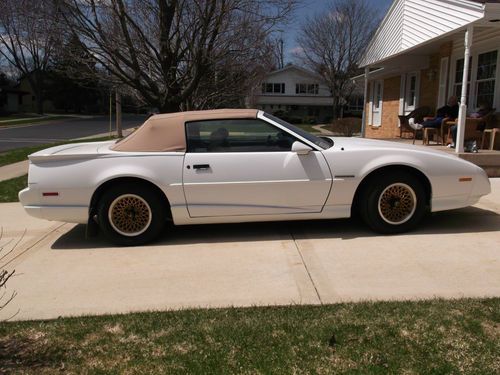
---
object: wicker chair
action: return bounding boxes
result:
[446,109,496,147]
[398,106,432,144]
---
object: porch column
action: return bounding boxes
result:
[456,25,473,153]
[361,66,369,138]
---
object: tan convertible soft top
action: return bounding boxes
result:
[111,109,258,152]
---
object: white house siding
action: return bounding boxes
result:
[259,67,331,97]
[256,96,333,106]
[253,66,335,122]
[361,0,405,67]
[361,0,485,67]
[451,27,500,53]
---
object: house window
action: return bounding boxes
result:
[406,75,416,108]
[403,72,419,112]
[370,80,383,126]
[453,57,472,102]
[347,96,364,112]
[374,81,382,110]
[437,57,449,107]
[261,82,285,94]
[295,83,319,95]
[475,50,497,108]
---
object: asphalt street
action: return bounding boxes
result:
[0,114,146,152]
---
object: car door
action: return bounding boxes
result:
[182,118,332,217]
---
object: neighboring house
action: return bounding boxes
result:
[0,72,29,113]
[0,74,56,114]
[356,0,500,150]
[17,75,56,113]
[249,64,335,122]
[0,86,29,114]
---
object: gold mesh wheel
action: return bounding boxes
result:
[108,194,152,237]
[377,183,417,225]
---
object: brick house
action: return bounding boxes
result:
[357,0,500,151]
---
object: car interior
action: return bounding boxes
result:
[186,120,297,153]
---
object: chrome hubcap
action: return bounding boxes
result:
[108,194,152,236]
[377,183,417,225]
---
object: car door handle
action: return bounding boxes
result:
[193,164,211,170]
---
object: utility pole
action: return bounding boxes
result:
[115,90,122,138]
[109,90,113,137]
[278,37,284,69]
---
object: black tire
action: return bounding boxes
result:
[97,183,168,246]
[359,172,427,234]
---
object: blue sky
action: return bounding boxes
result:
[283,0,393,62]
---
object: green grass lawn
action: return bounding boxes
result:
[0,136,116,168]
[0,175,27,202]
[0,298,498,374]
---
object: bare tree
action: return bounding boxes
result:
[0,0,61,114]
[57,0,296,113]
[296,0,379,120]
[187,17,279,110]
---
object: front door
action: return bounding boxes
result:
[182,118,332,217]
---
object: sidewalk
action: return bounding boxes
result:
[311,124,334,135]
[0,160,29,181]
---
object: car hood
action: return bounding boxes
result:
[325,137,455,158]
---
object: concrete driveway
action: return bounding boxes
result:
[1,179,499,321]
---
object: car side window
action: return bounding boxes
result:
[186,119,298,153]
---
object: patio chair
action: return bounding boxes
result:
[423,117,453,146]
[480,111,499,150]
[398,106,432,144]
[481,128,499,150]
[446,109,496,148]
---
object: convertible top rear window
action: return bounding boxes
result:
[262,112,332,150]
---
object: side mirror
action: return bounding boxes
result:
[291,141,312,155]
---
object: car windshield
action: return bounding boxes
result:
[262,112,333,150]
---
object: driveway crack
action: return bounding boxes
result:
[289,229,323,304]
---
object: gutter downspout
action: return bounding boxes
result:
[456,25,473,153]
[361,66,369,138]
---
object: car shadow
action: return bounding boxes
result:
[51,206,500,250]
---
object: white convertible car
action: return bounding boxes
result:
[19,109,490,245]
